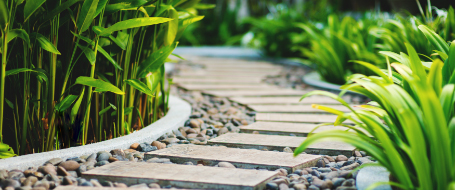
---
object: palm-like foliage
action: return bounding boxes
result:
[295,26,455,189]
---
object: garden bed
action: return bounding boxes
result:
[0,95,191,171]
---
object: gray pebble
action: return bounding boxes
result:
[95,161,109,167]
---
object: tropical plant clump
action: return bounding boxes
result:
[295,25,455,189]
[0,0,210,157]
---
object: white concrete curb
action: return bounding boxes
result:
[0,95,191,170]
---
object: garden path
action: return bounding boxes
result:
[66,56,358,190]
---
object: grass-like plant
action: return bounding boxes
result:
[295,26,455,189]
[297,14,383,84]
[0,0,207,156]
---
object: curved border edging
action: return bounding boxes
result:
[0,95,191,171]
[302,71,366,97]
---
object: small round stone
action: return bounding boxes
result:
[59,161,80,171]
[217,162,235,168]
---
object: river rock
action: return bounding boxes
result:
[130,143,139,150]
[59,161,80,171]
[44,158,63,166]
[336,155,348,162]
[217,162,235,168]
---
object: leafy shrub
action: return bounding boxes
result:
[0,0,206,155]
[295,26,455,189]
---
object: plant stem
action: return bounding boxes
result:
[0,31,6,142]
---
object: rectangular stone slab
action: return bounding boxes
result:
[240,122,347,136]
[173,77,263,84]
[145,144,321,172]
[178,84,275,90]
[229,96,341,105]
[255,113,354,124]
[204,90,309,97]
[82,161,278,190]
[55,187,132,190]
[178,72,277,77]
[208,133,355,156]
[249,105,352,113]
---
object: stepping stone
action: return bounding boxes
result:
[178,72,278,77]
[240,121,347,136]
[208,133,355,156]
[145,144,322,172]
[256,113,355,124]
[205,68,280,72]
[249,104,353,113]
[55,187,133,190]
[230,96,341,105]
[205,89,309,97]
[173,77,263,84]
[82,161,278,190]
[178,84,275,90]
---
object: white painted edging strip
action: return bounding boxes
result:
[0,95,191,171]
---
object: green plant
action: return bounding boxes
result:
[0,0,205,155]
[297,14,383,84]
[295,26,455,189]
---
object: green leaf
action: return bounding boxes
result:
[0,143,16,158]
[71,88,85,124]
[124,107,134,115]
[7,29,30,47]
[98,105,111,115]
[0,0,8,30]
[94,0,108,17]
[137,43,177,78]
[55,95,78,112]
[5,98,13,109]
[5,68,36,77]
[194,3,215,9]
[24,0,46,22]
[72,32,122,70]
[98,17,173,36]
[30,33,60,54]
[77,0,99,33]
[125,79,154,97]
[443,41,455,85]
[75,76,124,95]
[418,25,449,54]
[427,59,443,96]
[77,44,96,65]
[164,8,178,46]
[42,0,83,23]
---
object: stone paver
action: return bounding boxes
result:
[229,96,341,105]
[240,121,346,136]
[249,104,353,113]
[208,133,355,156]
[173,77,263,84]
[82,161,278,190]
[178,84,276,90]
[145,144,321,172]
[178,72,279,77]
[256,113,355,124]
[54,187,132,190]
[205,89,309,97]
